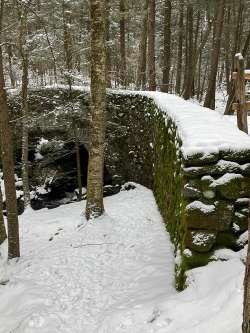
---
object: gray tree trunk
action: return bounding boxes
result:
[203,0,225,109]
[86,0,106,220]
[19,6,30,208]
[0,187,6,245]
[175,0,184,95]
[147,0,156,90]
[0,0,20,259]
[136,0,149,89]
[161,0,171,93]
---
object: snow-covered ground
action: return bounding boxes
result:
[0,184,245,333]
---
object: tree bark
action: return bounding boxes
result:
[0,186,6,246]
[175,0,184,95]
[161,0,171,93]
[224,29,250,115]
[86,0,106,220]
[242,201,250,333]
[136,0,149,89]
[119,0,126,87]
[105,0,112,88]
[0,0,20,259]
[6,44,15,88]
[147,0,156,90]
[19,5,30,208]
[183,4,194,100]
[204,0,225,109]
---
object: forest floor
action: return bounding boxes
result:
[0,184,245,333]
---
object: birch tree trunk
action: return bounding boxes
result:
[86,0,106,220]
[0,0,20,259]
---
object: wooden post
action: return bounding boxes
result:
[234,53,248,134]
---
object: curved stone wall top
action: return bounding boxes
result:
[122,90,250,166]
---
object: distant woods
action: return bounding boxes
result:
[1,0,250,110]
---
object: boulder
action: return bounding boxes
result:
[185,230,217,252]
[186,200,233,231]
[210,173,250,200]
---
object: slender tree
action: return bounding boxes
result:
[161,0,172,93]
[204,0,225,109]
[136,0,149,89]
[243,200,250,332]
[86,0,106,220]
[0,0,20,259]
[18,2,30,208]
[0,186,6,246]
[183,4,194,100]
[147,0,156,90]
[175,0,184,95]
[119,0,126,86]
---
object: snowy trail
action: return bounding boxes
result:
[0,185,175,333]
[0,184,245,332]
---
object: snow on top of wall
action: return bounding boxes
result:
[40,86,250,159]
[143,92,250,159]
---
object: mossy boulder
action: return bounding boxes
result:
[201,175,216,199]
[185,230,217,252]
[235,197,249,207]
[233,212,248,233]
[183,151,219,167]
[182,248,213,270]
[241,163,250,176]
[186,200,233,231]
[183,183,202,200]
[221,149,250,163]
[215,232,241,250]
[183,160,241,178]
[210,173,250,200]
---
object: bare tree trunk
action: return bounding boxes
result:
[161,0,171,93]
[204,0,225,109]
[6,44,15,88]
[73,124,83,201]
[0,187,6,246]
[136,0,149,89]
[242,202,250,333]
[63,0,73,87]
[119,0,126,87]
[105,0,112,88]
[86,0,106,220]
[183,4,194,100]
[19,6,30,208]
[147,0,156,90]
[224,6,231,94]
[175,0,184,95]
[0,0,20,259]
[225,31,250,115]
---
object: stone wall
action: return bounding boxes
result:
[7,87,250,290]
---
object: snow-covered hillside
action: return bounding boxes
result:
[0,184,245,333]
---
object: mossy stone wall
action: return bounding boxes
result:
[8,88,250,290]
